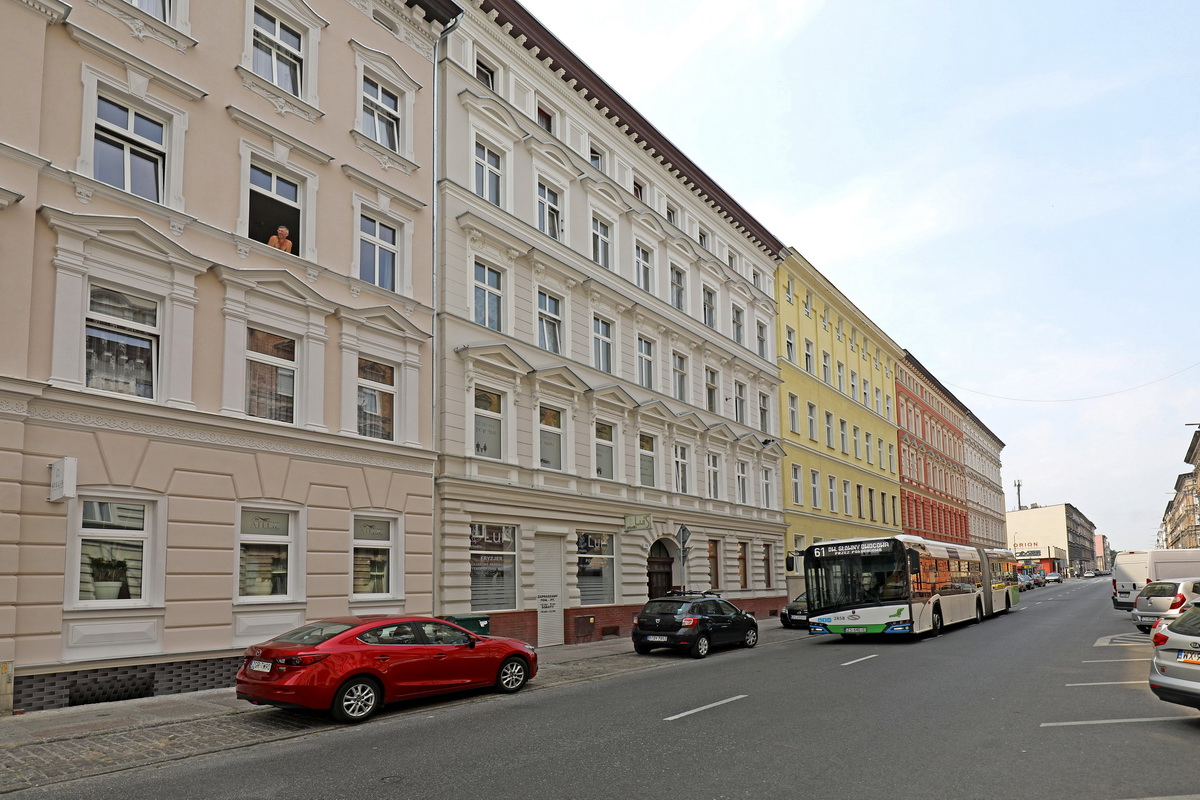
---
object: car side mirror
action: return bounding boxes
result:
[785,554,796,572]
[908,550,921,574]
[467,635,478,649]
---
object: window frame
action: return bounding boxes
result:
[474,140,503,207]
[84,283,160,401]
[355,355,396,441]
[636,336,655,390]
[350,513,404,600]
[68,495,164,610]
[472,261,504,332]
[245,326,298,425]
[537,289,563,354]
[595,419,617,480]
[236,505,304,603]
[591,216,612,269]
[473,386,506,460]
[592,315,614,374]
[538,404,564,471]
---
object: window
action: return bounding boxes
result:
[635,243,653,292]
[837,362,845,392]
[595,421,615,479]
[238,509,295,599]
[839,419,848,453]
[822,352,831,383]
[537,182,561,240]
[788,394,799,433]
[93,96,166,203]
[807,403,818,440]
[708,540,720,589]
[352,517,399,597]
[878,438,886,468]
[666,205,678,226]
[785,328,796,362]
[866,432,874,464]
[474,388,503,459]
[810,469,821,508]
[885,395,893,421]
[249,163,301,254]
[474,142,502,206]
[589,145,605,171]
[252,8,303,97]
[875,387,883,414]
[76,499,150,603]
[469,524,516,611]
[737,460,749,504]
[537,290,562,354]
[538,406,563,470]
[357,357,394,440]
[756,322,768,358]
[731,305,744,345]
[85,285,158,399]
[577,533,614,605]
[672,353,688,401]
[591,217,611,268]
[705,368,719,413]
[637,337,655,389]
[828,476,837,512]
[702,287,716,328]
[824,412,834,448]
[673,444,689,493]
[632,180,645,201]
[863,378,871,406]
[763,544,773,589]
[124,0,167,20]
[361,77,400,152]
[738,542,749,589]
[758,393,770,433]
[734,381,747,424]
[697,229,709,250]
[843,480,852,515]
[639,434,657,487]
[803,291,813,317]
[536,105,554,134]
[856,484,864,518]
[475,59,495,90]
[791,464,802,506]
[850,371,858,400]
[727,250,739,272]
[670,266,686,310]
[888,444,896,473]
[762,468,773,507]
[246,328,296,423]
[593,316,613,373]
[785,278,794,303]
[804,340,814,373]
[473,263,502,331]
[869,488,877,521]
[853,426,861,458]
[359,214,398,291]
[708,453,723,499]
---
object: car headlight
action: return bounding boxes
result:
[524,644,536,653]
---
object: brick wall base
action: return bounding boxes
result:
[13,656,242,713]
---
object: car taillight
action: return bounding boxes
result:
[1111,579,1116,597]
[679,617,698,628]
[275,654,329,667]
[1170,593,1188,610]
[1152,632,1169,646]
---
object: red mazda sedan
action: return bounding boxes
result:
[235,616,537,723]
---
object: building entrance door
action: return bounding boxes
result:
[647,539,674,599]
[534,535,564,647]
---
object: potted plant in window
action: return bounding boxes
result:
[90,553,127,600]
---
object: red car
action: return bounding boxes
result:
[235,616,537,723]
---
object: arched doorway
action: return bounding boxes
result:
[647,539,675,599]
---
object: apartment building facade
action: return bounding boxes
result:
[774,250,903,587]
[0,0,459,712]
[1007,503,1097,575]
[896,353,969,546]
[962,410,1007,548]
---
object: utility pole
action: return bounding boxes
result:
[1013,479,1022,510]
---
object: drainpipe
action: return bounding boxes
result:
[430,7,463,616]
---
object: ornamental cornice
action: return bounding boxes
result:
[84,0,198,52]
[341,163,425,210]
[227,106,333,164]
[0,187,24,211]
[346,0,449,61]
[69,24,205,98]
[234,67,324,123]
[25,402,434,473]
[5,0,70,23]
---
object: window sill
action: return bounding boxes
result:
[61,171,194,232]
[235,67,323,123]
[89,0,198,52]
[64,604,164,618]
[350,131,419,174]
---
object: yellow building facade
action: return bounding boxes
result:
[774,251,904,588]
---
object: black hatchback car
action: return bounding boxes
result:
[631,591,758,658]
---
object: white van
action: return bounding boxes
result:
[1112,549,1200,611]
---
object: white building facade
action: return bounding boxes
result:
[962,411,1007,548]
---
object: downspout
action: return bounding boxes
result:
[430,7,463,616]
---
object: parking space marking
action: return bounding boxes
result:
[1082,658,1151,663]
[664,694,747,721]
[1065,681,1145,686]
[841,654,879,666]
[1041,716,1197,727]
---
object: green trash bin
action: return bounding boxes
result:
[439,614,490,635]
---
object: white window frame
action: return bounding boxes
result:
[473,261,504,332]
[537,289,563,354]
[355,203,410,295]
[756,322,768,358]
[702,286,717,328]
[591,216,612,268]
[639,433,657,487]
[762,468,774,508]
[824,411,834,448]
[733,381,747,424]
[355,355,396,441]
[67,494,165,610]
[635,243,654,292]
[236,504,305,603]
[473,386,505,460]
[788,394,799,433]
[804,339,814,373]
[810,469,821,509]
[238,142,319,260]
[593,315,614,373]
[669,265,687,311]
[350,513,404,600]
[807,402,818,441]
[595,420,617,480]
[673,443,690,494]
[537,179,563,241]
[731,305,744,346]
[538,404,564,471]
[474,140,503,206]
[239,1,325,119]
[736,460,749,504]
[791,464,802,506]
[843,480,852,515]
[351,41,420,166]
[672,352,688,402]
[709,453,723,500]
[705,367,720,413]
[637,336,655,390]
[828,475,838,512]
[785,328,796,362]
[758,392,771,433]
[84,284,160,402]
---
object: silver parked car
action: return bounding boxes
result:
[1149,605,1200,710]
[1133,578,1200,634]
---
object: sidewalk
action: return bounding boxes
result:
[0,625,808,793]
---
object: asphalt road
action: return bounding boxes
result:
[11,579,1200,800]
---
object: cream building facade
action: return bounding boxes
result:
[433,0,788,646]
[774,251,903,588]
[0,0,458,712]
[962,410,1007,548]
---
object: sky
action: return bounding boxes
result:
[516,0,1200,552]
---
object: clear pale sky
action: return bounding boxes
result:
[516,0,1200,552]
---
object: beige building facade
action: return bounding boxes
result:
[0,0,458,712]
[962,410,1007,548]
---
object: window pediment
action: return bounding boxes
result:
[336,305,429,342]
[458,90,528,140]
[587,384,637,410]
[455,343,533,378]
[531,365,590,394]
[40,207,209,275]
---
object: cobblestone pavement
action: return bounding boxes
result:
[0,626,808,794]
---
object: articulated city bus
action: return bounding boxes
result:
[802,535,1021,638]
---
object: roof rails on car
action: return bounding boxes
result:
[662,589,723,597]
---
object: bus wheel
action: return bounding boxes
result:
[972,602,983,624]
[1002,595,1011,614]
[929,607,944,637]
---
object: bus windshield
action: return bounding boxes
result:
[805,541,910,613]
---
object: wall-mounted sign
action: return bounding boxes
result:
[624,514,651,531]
[48,457,77,502]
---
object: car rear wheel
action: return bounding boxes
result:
[690,634,710,659]
[496,657,529,693]
[331,676,381,724]
[1136,625,1152,634]
[742,627,759,648]
[781,620,794,629]
[634,642,654,655]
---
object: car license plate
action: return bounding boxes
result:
[1177,650,1200,665]
[843,627,867,633]
[646,635,668,642]
[1138,616,1154,623]
[249,659,273,673]
[1118,592,1129,597]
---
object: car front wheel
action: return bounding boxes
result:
[331,676,381,724]
[496,657,529,693]
[742,627,759,648]
[634,642,653,655]
[690,635,710,659]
